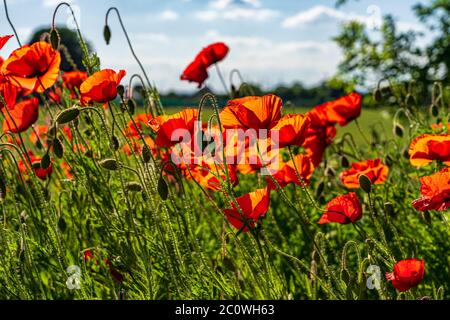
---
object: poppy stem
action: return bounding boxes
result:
[214,63,230,97]
[2,0,21,46]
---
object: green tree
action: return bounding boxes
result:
[28,26,93,72]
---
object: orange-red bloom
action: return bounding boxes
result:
[1,41,61,93]
[2,97,39,133]
[181,42,229,87]
[224,188,270,232]
[18,151,53,181]
[80,69,126,104]
[62,70,88,97]
[125,113,153,138]
[266,154,314,190]
[270,114,310,148]
[149,108,198,148]
[409,134,450,167]
[412,167,450,212]
[318,192,362,225]
[220,94,282,131]
[340,159,389,189]
[385,258,425,292]
[186,163,238,191]
[0,35,13,50]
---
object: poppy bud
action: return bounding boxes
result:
[58,216,67,232]
[41,153,51,170]
[125,181,142,192]
[384,202,394,217]
[55,107,81,125]
[99,158,120,170]
[393,124,404,138]
[142,144,152,163]
[48,124,57,139]
[359,174,372,193]
[325,167,335,177]
[35,139,43,150]
[157,177,168,200]
[53,138,64,159]
[117,85,125,98]
[316,181,325,198]
[422,211,432,224]
[103,25,111,45]
[127,99,136,115]
[50,28,60,50]
[429,103,439,117]
[402,148,410,159]
[110,135,120,151]
[385,154,393,167]
[373,88,382,102]
[341,155,350,168]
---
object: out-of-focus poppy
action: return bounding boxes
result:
[17,151,53,181]
[1,41,61,93]
[180,42,229,88]
[0,78,17,109]
[80,69,126,104]
[408,134,450,167]
[307,92,362,127]
[83,249,124,283]
[125,113,153,138]
[318,192,362,224]
[48,86,62,104]
[0,35,13,50]
[412,167,450,211]
[224,188,270,232]
[220,94,282,131]
[340,158,389,189]
[266,154,314,190]
[270,114,310,148]
[149,108,198,148]
[431,123,450,131]
[60,161,73,180]
[2,97,39,133]
[385,258,425,292]
[123,136,159,159]
[186,162,238,191]
[302,117,336,167]
[61,70,88,97]
[29,124,49,146]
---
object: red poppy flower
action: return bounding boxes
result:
[186,162,238,191]
[1,41,61,93]
[318,192,362,225]
[412,167,450,211]
[80,69,126,104]
[125,113,153,138]
[270,114,310,148]
[224,188,270,232]
[302,116,337,167]
[149,108,199,148]
[385,258,425,292]
[340,158,389,189]
[83,249,124,283]
[220,94,282,131]
[0,79,17,110]
[62,70,88,97]
[409,134,450,167]
[17,151,53,181]
[2,97,39,133]
[266,154,314,190]
[307,92,362,127]
[0,35,13,50]
[181,42,229,88]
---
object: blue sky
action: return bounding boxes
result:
[1,0,428,93]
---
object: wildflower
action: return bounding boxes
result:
[125,113,153,138]
[266,154,314,190]
[340,158,389,189]
[412,167,450,211]
[1,41,61,92]
[0,35,13,50]
[148,108,198,148]
[61,70,88,98]
[385,258,425,292]
[80,69,126,104]
[408,134,450,167]
[270,114,310,148]
[224,188,270,232]
[318,192,362,224]
[220,94,282,131]
[2,97,39,133]
[181,42,229,87]
[18,151,53,181]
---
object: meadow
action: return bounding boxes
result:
[0,2,448,301]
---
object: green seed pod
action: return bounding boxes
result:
[50,28,60,50]
[35,139,43,150]
[127,99,136,115]
[157,177,168,200]
[325,167,336,177]
[393,124,404,138]
[403,148,410,159]
[117,85,125,98]
[430,103,439,117]
[125,181,142,192]
[58,216,67,232]
[48,124,57,139]
[385,154,393,167]
[103,25,111,45]
[53,138,64,159]
[55,106,80,124]
[316,181,325,198]
[142,144,152,163]
[359,174,372,193]
[110,135,120,151]
[373,88,382,102]
[41,153,51,169]
[341,155,350,168]
[99,158,119,171]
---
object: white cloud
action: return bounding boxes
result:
[196,0,278,22]
[210,0,261,10]
[159,10,179,21]
[282,5,346,28]
[42,0,73,7]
